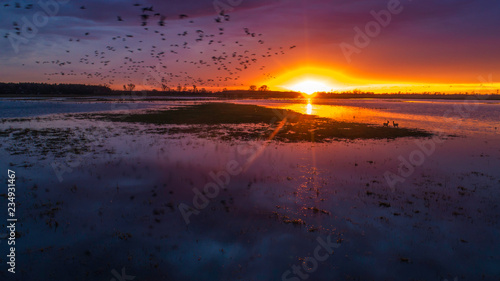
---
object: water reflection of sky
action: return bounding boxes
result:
[1,98,499,280]
[3,128,498,280]
[0,97,215,119]
[2,98,499,137]
[234,99,500,137]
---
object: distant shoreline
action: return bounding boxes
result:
[1,82,499,100]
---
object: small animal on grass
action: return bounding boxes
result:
[383,121,389,127]
[393,121,399,128]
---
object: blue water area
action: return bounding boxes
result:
[0,99,151,118]
[0,99,499,280]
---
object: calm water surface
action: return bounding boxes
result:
[0,97,499,280]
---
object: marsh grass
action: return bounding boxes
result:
[101,103,301,125]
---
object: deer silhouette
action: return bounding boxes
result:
[383,121,389,127]
[393,121,399,128]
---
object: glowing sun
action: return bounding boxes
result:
[289,80,331,95]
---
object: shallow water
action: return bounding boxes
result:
[0,98,499,280]
[235,98,500,137]
[0,97,217,119]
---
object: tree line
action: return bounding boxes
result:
[0,82,112,96]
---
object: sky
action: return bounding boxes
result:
[0,0,499,93]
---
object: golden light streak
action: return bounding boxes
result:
[306,99,313,115]
[262,66,500,94]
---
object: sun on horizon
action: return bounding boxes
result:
[288,80,333,95]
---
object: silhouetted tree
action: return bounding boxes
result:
[124,83,136,91]
[161,84,169,92]
[192,85,197,93]
[249,85,257,91]
[258,85,269,91]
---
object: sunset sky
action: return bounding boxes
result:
[1,0,499,93]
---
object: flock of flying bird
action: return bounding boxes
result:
[2,2,300,90]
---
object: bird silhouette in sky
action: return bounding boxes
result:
[0,2,300,89]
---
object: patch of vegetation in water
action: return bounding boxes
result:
[99,103,300,125]
[95,103,433,142]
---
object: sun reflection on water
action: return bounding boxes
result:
[306,99,313,115]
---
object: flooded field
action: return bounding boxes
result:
[0,97,499,280]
